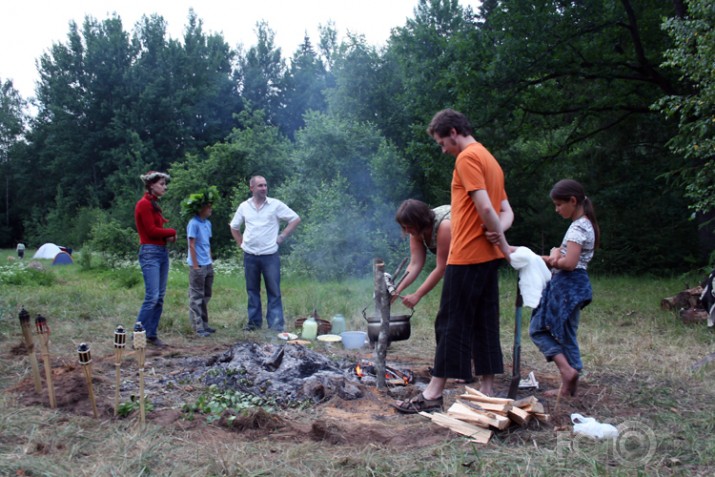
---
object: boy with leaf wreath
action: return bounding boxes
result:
[182,186,219,337]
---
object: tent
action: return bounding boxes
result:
[33,243,62,259]
[52,251,74,266]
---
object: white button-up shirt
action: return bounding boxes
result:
[229,197,299,255]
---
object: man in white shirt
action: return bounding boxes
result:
[229,176,301,331]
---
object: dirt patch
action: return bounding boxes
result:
[6,339,619,449]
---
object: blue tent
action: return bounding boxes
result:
[52,251,74,266]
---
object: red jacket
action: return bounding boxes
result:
[135,193,176,245]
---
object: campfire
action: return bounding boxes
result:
[352,360,413,386]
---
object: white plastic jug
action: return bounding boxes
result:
[301,316,318,340]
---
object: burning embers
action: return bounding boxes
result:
[352,360,413,386]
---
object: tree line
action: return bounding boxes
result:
[0,0,712,277]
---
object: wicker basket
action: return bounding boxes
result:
[294,316,332,335]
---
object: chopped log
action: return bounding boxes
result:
[419,411,492,444]
[507,406,532,426]
[459,394,512,413]
[464,386,514,405]
[680,308,708,324]
[661,286,703,311]
[449,402,511,430]
[522,402,545,414]
[512,395,538,408]
[533,412,551,423]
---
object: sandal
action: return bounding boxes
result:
[392,393,443,414]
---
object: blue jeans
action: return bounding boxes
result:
[244,252,284,330]
[137,245,169,339]
[530,307,582,371]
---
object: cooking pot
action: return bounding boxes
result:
[362,307,414,344]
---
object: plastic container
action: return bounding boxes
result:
[340,331,367,349]
[301,316,318,340]
[330,314,346,335]
[571,413,619,439]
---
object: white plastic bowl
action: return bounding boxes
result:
[340,331,367,349]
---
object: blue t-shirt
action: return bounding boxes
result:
[186,216,212,266]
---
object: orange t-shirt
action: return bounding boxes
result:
[448,142,507,265]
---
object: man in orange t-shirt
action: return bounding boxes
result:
[394,109,512,414]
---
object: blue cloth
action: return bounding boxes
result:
[186,216,212,266]
[244,252,284,330]
[529,269,592,370]
[137,244,169,339]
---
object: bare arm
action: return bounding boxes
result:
[392,234,427,301]
[471,190,511,259]
[188,237,199,270]
[545,241,581,271]
[399,220,451,308]
[485,198,513,244]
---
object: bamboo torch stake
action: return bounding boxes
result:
[77,343,99,418]
[18,307,42,393]
[133,322,147,426]
[34,314,56,408]
[113,325,126,417]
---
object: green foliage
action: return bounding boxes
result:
[289,176,403,280]
[0,267,56,286]
[180,185,219,220]
[183,384,277,423]
[86,218,137,261]
[657,0,715,214]
[116,396,154,418]
[1,2,711,274]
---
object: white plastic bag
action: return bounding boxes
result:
[571,413,619,439]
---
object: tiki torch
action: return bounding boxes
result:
[18,307,42,393]
[133,321,147,425]
[34,314,56,409]
[77,342,99,418]
[113,325,126,417]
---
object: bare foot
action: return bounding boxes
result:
[543,370,579,397]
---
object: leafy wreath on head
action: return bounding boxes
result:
[181,186,219,219]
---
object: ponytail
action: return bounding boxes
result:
[550,179,600,248]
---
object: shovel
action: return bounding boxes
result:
[507,282,524,399]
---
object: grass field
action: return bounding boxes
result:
[1,249,714,476]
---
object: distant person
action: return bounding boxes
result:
[135,171,176,348]
[392,199,451,309]
[184,187,218,338]
[394,109,512,414]
[16,242,25,259]
[530,179,599,397]
[229,175,301,331]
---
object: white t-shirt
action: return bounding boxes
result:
[558,217,595,270]
[229,197,299,255]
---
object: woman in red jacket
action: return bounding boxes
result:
[135,171,176,347]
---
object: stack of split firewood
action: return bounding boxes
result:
[419,386,550,444]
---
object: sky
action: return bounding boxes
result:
[1,0,481,100]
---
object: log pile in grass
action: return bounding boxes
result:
[418,386,550,444]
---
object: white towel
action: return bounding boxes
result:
[509,246,551,308]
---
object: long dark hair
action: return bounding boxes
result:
[550,179,600,248]
[395,199,435,232]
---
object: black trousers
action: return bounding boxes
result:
[431,260,504,379]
